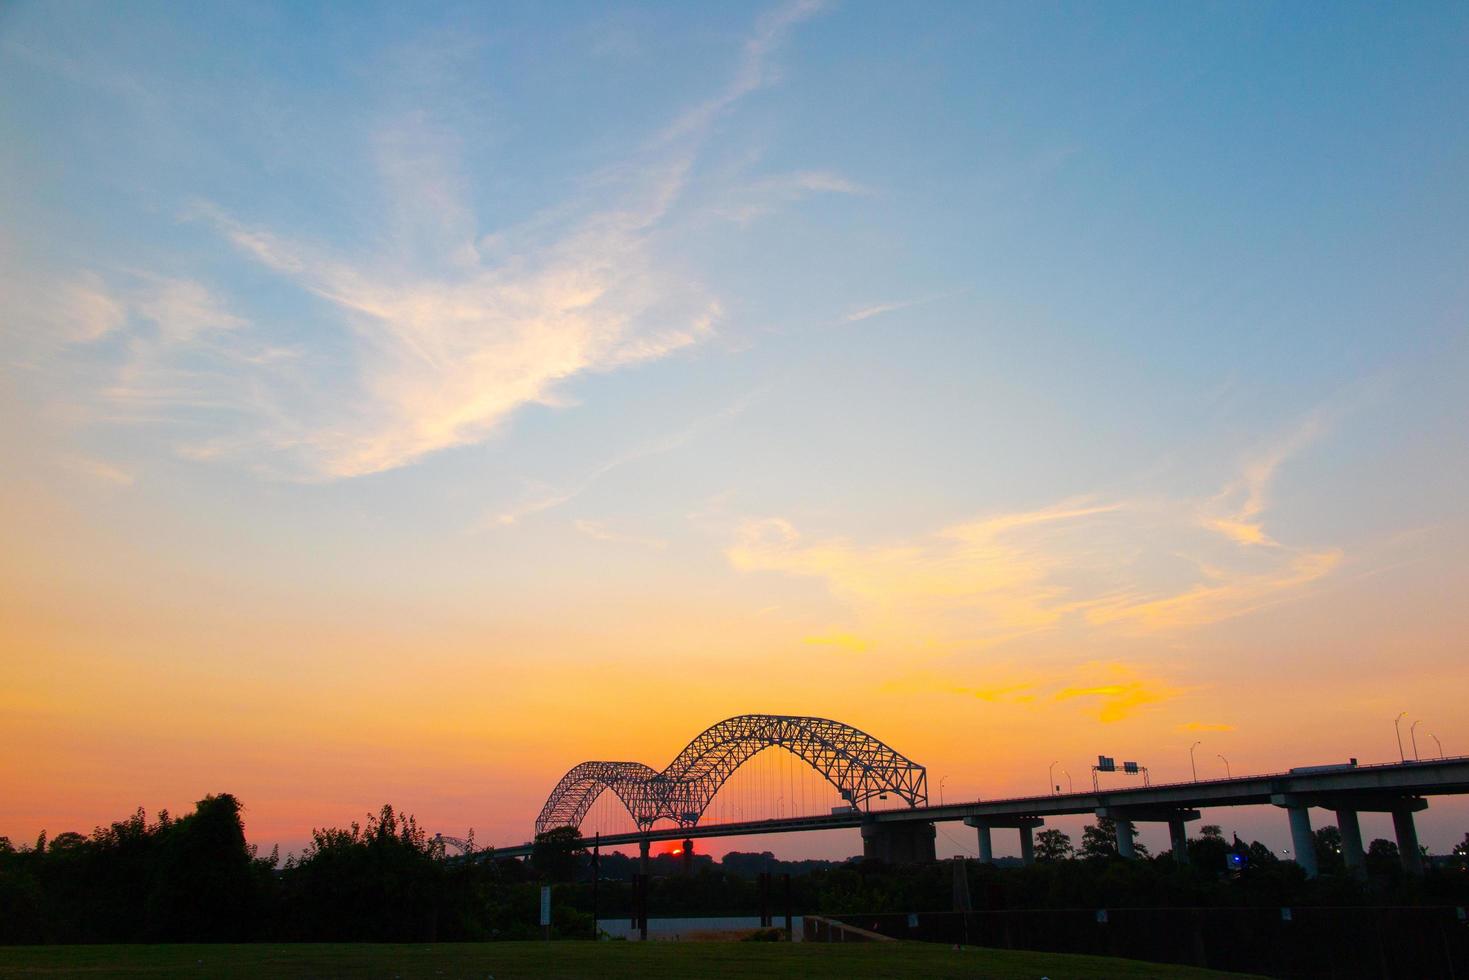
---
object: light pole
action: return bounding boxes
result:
[1395,712,1407,762]
[1218,754,1231,778]
[1189,741,1201,781]
[1048,761,1059,795]
[1430,734,1444,759]
[1410,720,1421,761]
[1060,768,1073,793]
[940,775,949,806]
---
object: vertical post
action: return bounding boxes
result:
[1335,810,1365,878]
[1018,824,1035,866]
[637,874,648,941]
[638,837,650,877]
[1392,808,1424,876]
[1169,817,1190,866]
[1287,805,1317,878]
[1115,818,1136,860]
[758,872,771,927]
[975,822,994,863]
[783,873,792,937]
[591,833,600,940]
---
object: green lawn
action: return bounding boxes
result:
[0,942,1261,979]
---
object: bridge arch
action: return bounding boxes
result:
[534,761,661,834]
[534,714,927,835]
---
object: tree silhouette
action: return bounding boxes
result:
[1080,817,1149,859]
[1034,828,1074,861]
[531,826,587,883]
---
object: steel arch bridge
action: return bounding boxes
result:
[534,714,928,835]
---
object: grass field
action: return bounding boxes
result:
[0,942,1261,979]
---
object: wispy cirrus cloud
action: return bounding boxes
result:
[573,519,668,551]
[714,170,872,225]
[1198,414,1323,547]
[726,415,1344,646]
[882,661,1184,723]
[842,291,957,324]
[728,500,1123,644]
[19,2,835,483]
[59,455,136,487]
[802,631,869,653]
[1178,721,1236,733]
[480,393,755,528]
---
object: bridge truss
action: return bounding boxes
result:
[534,714,928,835]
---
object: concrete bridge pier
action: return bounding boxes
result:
[1392,806,1424,875]
[861,819,936,864]
[968,818,993,863]
[1287,802,1318,878]
[1275,793,1428,878]
[1335,808,1366,878]
[638,837,650,875]
[1168,817,1190,865]
[1115,817,1137,859]
[1095,807,1199,863]
[964,816,1044,865]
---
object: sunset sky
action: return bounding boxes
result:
[3,1,1468,860]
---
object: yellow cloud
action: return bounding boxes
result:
[1086,548,1341,632]
[1203,518,1271,546]
[887,662,1181,723]
[727,500,1120,643]
[802,632,869,653]
[1199,415,1322,548]
[1178,722,1236,733]
[729,415,1343,646]
[1054,665,1183,723]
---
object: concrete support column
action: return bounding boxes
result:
[974,823,994,863]
[638,837,650,875]
[1335,809,1366,878]
[1392,808,1424,876]
[1115,818,1136,860]
[1018,824,1035,866]
[1286,806,1317,878]
[1168,817,1190,866]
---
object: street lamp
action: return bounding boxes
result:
[1048,761,1060,795]
[1189,741,1202,781]
[1218,754,1232,779]
[1060,768,1073,793]
[1430,734,1444,759]
[1395,712,1407,763]
[940,775,949,806]
[1410,720,1422,761]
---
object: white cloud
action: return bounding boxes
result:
[60,455,135,487]
[57,274,128,343]
[574,519,668,550]
[172,1,824,480]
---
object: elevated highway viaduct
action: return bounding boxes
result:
[490,756,1469,879]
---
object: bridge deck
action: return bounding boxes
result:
[484,756,1469,859]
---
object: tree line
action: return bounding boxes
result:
[3,795,1467,944]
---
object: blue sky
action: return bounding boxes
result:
[3,1,1468,855]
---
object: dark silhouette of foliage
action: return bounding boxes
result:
[1187,824,1230,873]
[1080,817,1149,859]
[1366,837,1401,877]
[0,794,272,944]
[1034,828,1074,861]
[530,826,587,883]
[4,797,1467,946]
[1312,825,1347,876]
